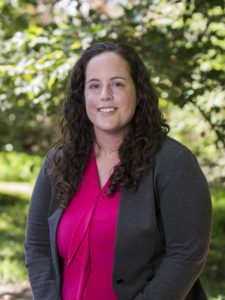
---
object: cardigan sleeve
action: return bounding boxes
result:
[24,157,61,300]
[134,146,212,300]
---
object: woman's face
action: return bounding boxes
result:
[84,52,137,138]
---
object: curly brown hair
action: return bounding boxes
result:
[48,42,169,208]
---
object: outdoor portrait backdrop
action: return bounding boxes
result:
[0,0,224,299]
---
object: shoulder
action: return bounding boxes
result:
[45,145,63,169]
[156,136,193,158]
[153,136,202,183]
[39,146,59,182]
[153,136,208,193]
[154,136,196,169]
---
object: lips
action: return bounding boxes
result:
[97,107,118,112]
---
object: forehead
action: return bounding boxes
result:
[85,52,131,78]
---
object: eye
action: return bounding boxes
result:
[89,83,99,89]
[112,81,124,88]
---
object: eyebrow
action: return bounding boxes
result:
[86,76,126,84]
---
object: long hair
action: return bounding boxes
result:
[48,42,169,208]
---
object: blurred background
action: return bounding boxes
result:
[0,0,224,299]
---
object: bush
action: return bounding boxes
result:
[0,151,43,183]
[201,187,225,298]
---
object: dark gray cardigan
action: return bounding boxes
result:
[24,137,212,300]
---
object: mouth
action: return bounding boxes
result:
[97,107,118,113]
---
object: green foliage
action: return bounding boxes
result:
[0,190,29,282]
[0,151,43,182]
[0,0,224,153]
[201,187,225,298]
[160,99,225,185]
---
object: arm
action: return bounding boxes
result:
[24,158,60,300]
[135,147,212,300]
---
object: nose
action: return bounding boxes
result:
[100,84,113,101]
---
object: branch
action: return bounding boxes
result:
[189,99,225,148]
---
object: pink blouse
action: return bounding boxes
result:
[57,148,120,300]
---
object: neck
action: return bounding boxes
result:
[94,130,126,157]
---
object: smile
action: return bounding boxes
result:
[97,107,118,113]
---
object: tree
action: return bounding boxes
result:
[0,0,224,153]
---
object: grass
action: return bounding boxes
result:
[0,184,224,299]
[0,189,29,282]
[0,151,43,183]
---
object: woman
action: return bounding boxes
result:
[24,42,212,300]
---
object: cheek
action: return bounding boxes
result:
[84,96,96,121]
[85,93,93,109]
[85,88,97,102]
[124,94,137,112]
[84,94,90,114]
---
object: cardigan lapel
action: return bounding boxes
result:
[112,170,157,285]
[113,186,144,278]
[48,207,64,283]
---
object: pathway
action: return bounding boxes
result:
[0,182,33,195]
[0,282,32,300]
